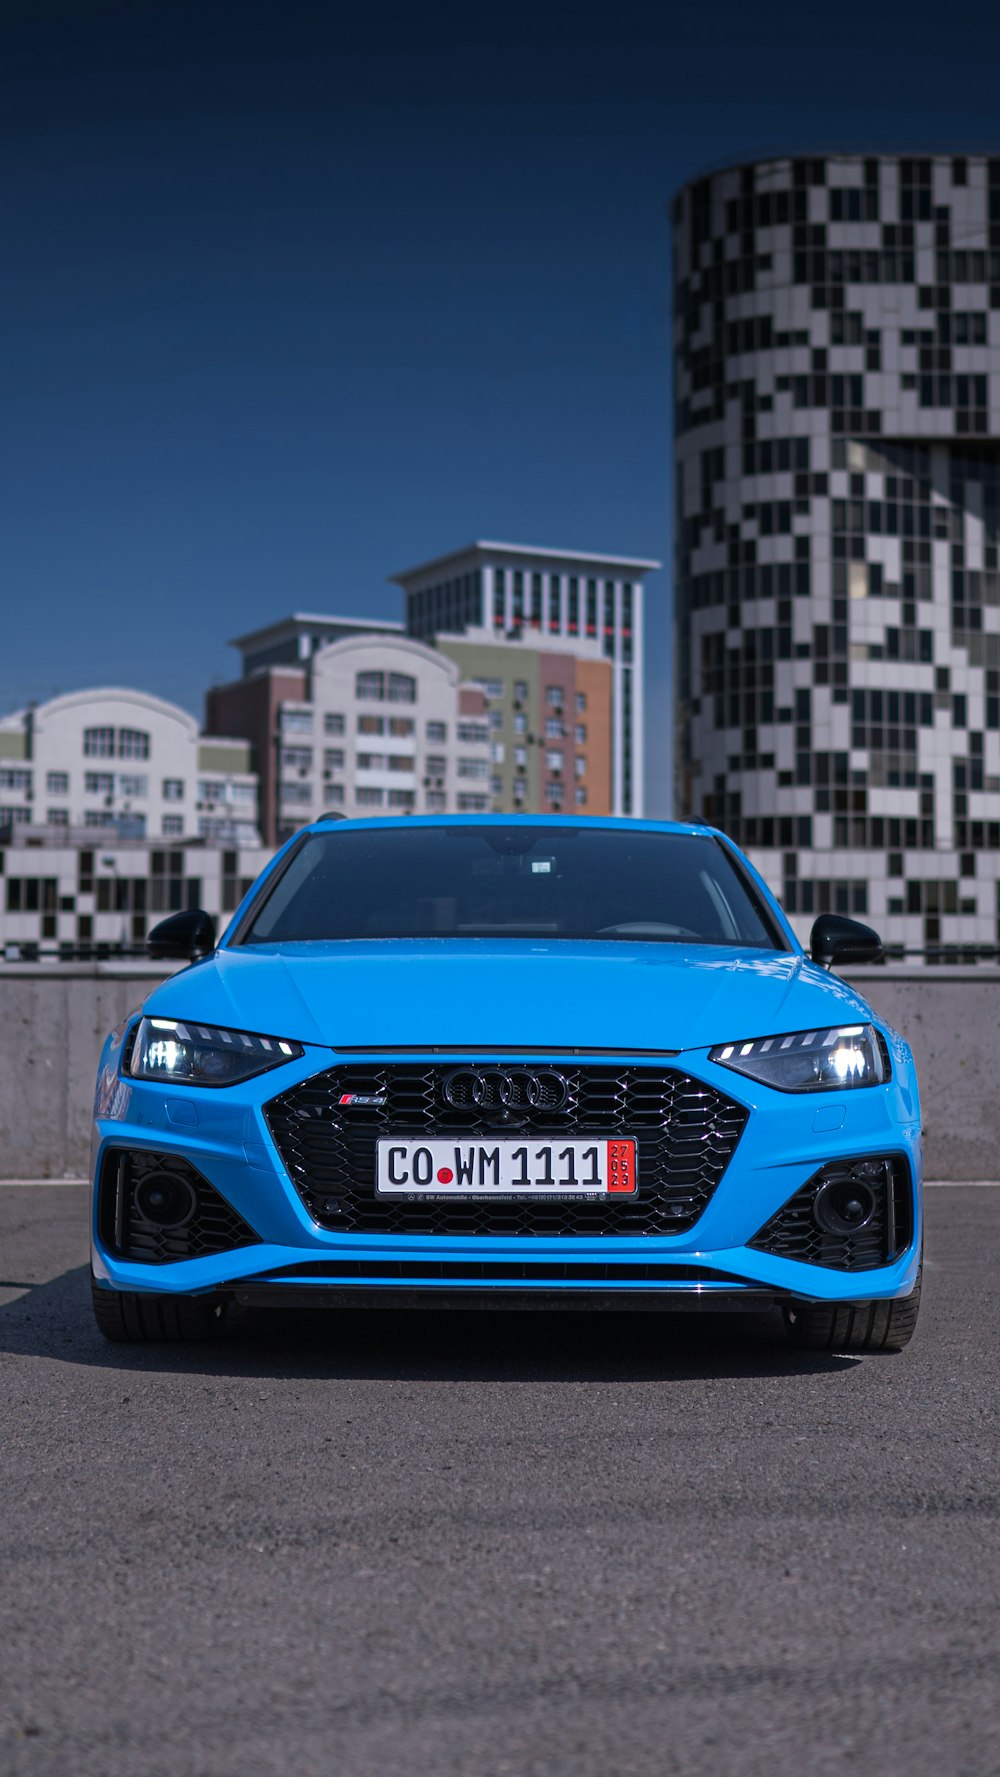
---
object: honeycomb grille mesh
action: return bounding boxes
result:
[98,1150,261,1265]
[748,1157,912,1272]
[263,1062,748,1237]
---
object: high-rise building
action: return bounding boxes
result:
[673,154,1000,954]
[394,541,659,816]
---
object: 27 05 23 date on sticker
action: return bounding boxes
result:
[376,1137,637,1196]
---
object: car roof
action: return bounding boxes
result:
[304,813,723,838]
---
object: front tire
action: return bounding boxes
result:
[783,1268,921,1353]
[90,1273,227,1343]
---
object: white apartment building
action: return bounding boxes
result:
[278,635,492,837]
[207,631,493,843]
[0,688,259,844]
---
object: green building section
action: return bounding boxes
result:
[436,637,545,812]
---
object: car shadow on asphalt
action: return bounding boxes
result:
[0,1264,863,1379]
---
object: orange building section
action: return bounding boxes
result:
[574,658,613,816]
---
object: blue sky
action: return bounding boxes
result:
[4,0,1000,812]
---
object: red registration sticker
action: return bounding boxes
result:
[606,1139,636,1194]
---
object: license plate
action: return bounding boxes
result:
[376,1137,637,1197]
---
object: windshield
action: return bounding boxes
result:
[239,825,785,948]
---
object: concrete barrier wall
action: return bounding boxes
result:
[0,964,995,1180]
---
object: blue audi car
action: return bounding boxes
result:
[90,816,922,1353]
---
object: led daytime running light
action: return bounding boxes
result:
[709,1024,887,1093]
[129,1017,303,1088]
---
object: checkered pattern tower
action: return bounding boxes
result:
[673,154,1000,956]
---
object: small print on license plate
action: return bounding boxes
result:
[376,1137,637,1197]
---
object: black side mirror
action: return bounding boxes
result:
[146,909,217,962]
[809,913,884,969]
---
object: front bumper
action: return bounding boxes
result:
[91,1037,923,1309]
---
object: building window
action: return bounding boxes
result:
[162,815,184,836]
[576,692,587,713]
[388,754,414,773]
[162,779,184,801]
[356,752,385,770]
[530,572,543,626]
[545,684,564,709]
[474,679,504,700]
[548,574,561,632]
[118,728,150,760]
[490,775,503,795]
[46,771,69,795]
[545,717,564,738]
[493,569,505,628]
[387,789,415,808]
[0,767,31,791]
[198,780,225,804]
[575,723,586,744]
[118,775,148,798]
[514,680,528,702]
[324,748,345,771]
[325,784,345,806]
[356,786,384,806]
[280,782,313,805]
[426,720,447,742]
[622,583,633,662]
[388,673,416,704]
[457,793,489,811]
[545,783,564,807]
[586,580,597,636]
[513,713,527,735]
[575,786,587,808]
[568,577,579,634]
[282,747,313,770]
[324,712,345,735]
[603,581,616,658]
[546,751,564,772]
[282,709,313,734]
[84,810,114,828]
[575,756,587,777]
[426,790,446,810]
[512,779,526,804]
[83,727,115,758]
[358,714,385,735]
[47,807,69,826]
[457,758,489,779]
[514,746,527,768]
[425,755,447,778]
[84,772,114,795]
[389,716,415,736]
[457,721,489,744]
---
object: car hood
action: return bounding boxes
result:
[144,940,877,1054]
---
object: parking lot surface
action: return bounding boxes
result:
[1,1184,997,1777]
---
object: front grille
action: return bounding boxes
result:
[98,1150,261,1264]
[749,1156,913,1272]
[263,1062,748,1236]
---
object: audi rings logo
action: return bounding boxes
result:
[442,1067,570,1115]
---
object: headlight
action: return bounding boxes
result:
[708,1024,888,1093]
[128,1017,304,1087]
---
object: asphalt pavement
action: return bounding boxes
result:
[1,1184,998,1777]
